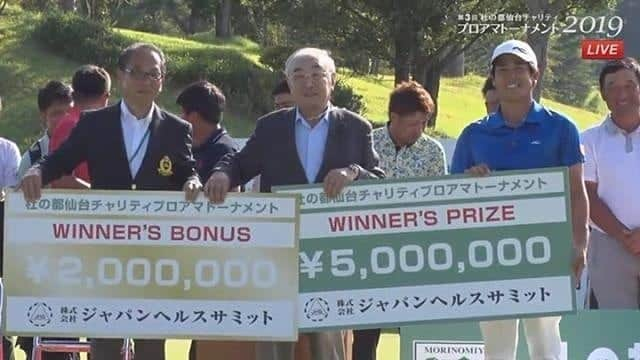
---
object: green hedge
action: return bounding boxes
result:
[333,80,366,115]
[31,13,278,115]
[31,12,126,70]
[260,45,295,72]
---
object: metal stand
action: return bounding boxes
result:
[32,337,134,360]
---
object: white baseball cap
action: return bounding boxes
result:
[490,39,538,71]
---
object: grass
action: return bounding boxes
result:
[116,29,263,66]
[342,71,607,137]
[0,7,257,151]
[186,32,263,62]
[0,7,79,149]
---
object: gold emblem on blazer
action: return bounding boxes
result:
[158,156,173,176]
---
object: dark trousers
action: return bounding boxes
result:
[189,341,195,360]
[3,337,12,360]
[589,289,599,309]
[90,339,164,360]
[352,329,380,360]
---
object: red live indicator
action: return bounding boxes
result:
[581,39,625,60]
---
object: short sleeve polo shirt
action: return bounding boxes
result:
[451,101,584,174]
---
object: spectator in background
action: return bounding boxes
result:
[0,97,20,190]
[177,80,238,182]
[0,95,20,359]
[353,81,446,360]
[13,82,79,359]
[17,64,112,360]
[17,81,73,179]
[49,64,111,188]
[178,80,240,360]
[272,78,295,109]
[482,76,499,114]
[372,80,446,178]
[581,57,640,309]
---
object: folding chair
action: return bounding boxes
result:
[32,337,134,360]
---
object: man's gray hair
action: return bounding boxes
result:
[284,47,336,77]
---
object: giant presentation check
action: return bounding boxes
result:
[275,168,575,331]
[3,191,299,340]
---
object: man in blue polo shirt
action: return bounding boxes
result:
[451,39,589,360]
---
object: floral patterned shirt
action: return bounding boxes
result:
[372,125,447,179]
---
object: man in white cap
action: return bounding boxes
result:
[450,39,589,359]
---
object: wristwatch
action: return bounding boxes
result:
[348,164,360,179]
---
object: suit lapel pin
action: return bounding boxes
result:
[158,155,173,176]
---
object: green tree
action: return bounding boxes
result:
[521,0,616,100]
[617,0,640,58]
[334,0,508,125]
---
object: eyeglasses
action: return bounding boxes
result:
[290,71,329,83]
[122,67,163,81]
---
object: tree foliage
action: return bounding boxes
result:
[19,0,621,122]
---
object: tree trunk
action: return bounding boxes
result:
[527,30,550,101]
[392,20,413,84]
[423,66,442,127]
[165,0,191,34]
[442,52,465,77]
[617,0,640,59]
[394,41,411,84]
[391,0,418,85]
[245,3,267,45]
[370,59,380,75]
[59,0,76,12]
[78,0,88,17]
[414,55,442,127]
[188,8,207,34]
[524,0,559,101]
[78,0,95,18]
[216,0,232,38]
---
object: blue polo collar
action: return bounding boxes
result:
[487,101,543,129]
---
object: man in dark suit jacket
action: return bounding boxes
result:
[21,42,200,360]
[214,105,381,192]
[206,47,383,360]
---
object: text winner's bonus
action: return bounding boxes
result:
[275,168,575,331]
[3,191,300,341]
